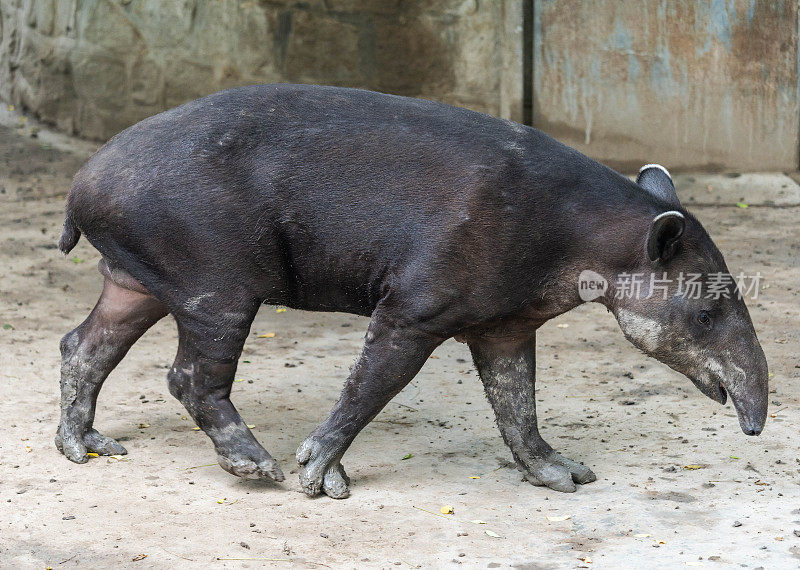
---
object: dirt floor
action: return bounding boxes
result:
[1,112,799,569]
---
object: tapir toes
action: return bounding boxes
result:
[297,436,351,498]
[83,429,128,456]
[216,450,285,482]
[56,426,129,462]
[55,427,89,464]
[518,450,596,493]
[551,451,597,485]
[522,462,577,493]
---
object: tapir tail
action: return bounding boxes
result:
[58,215,81,254]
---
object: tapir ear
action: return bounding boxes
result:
[647,211,685,262]
[637,164,680,206]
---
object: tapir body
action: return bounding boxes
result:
[57,84,768,497]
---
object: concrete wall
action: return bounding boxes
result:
[0,0,524,140]
[533,0,799,171]
[2,1,798,171]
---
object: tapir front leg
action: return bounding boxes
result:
[297,310,442,498]
[468,332,596,493]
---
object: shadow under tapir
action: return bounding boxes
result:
[55,84,768,497]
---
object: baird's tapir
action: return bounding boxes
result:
[57,84,768,497]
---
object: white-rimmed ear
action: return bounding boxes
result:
[637,164,680,207]
[647,210,685,262]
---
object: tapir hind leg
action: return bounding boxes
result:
[297,310,442,498]
[56,268,168,463]
[468,332,596,493]
[167,304,284,483]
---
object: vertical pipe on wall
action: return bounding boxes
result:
[523,0,533,126]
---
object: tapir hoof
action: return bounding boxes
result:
[216,450,285,482]
[55,426,128,463]
[296,437,351,499]
[518,451,596,493]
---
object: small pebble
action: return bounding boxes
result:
[733,521,742,527]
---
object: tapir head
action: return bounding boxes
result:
[610,165,768,436]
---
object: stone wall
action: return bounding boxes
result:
[0,0,523,140]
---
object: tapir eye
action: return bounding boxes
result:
[697,311,712,326]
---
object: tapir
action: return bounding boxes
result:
[56,84,768,497]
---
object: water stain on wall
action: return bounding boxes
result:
[533,0,799,171]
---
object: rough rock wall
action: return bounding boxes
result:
[0,0,523,140]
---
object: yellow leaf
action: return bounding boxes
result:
[257,333,276,338]
[25,446,32,453]
[440,505,454,515]
[234,378,244,382]
[192,427,201,431]
[86,452,99,458]
[546,514,571,522]
[217,499,225,504]
[683,465,703,470]
[276,308,287,313]
[246,424,255,429]
[468,476,481,479]
[579,556,592,564]
[138,423,150,429]
[471,519,486,525]
[485,530,502,538]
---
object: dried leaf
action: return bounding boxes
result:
[138,423,150,429]
[246,424,256,429]
[257,333,276,338]
[485,530,502,538]
[131,554,148,562]
[578,556,592,563]
[276,308,287,313]
[471,520,486,525]
[192,427,201,431]
[86,452,99,458]
[546,514,571,522]
[634,533,651,538]
[468,476,481,479]
[683,465,703,470]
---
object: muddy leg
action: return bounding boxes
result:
[56,278,168,463]
[167,315,284,482]
[468,332,596,493]
[297,314,442,498]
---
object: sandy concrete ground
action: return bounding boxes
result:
[1,110,799,569]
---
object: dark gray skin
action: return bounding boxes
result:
[56,84,768,497]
